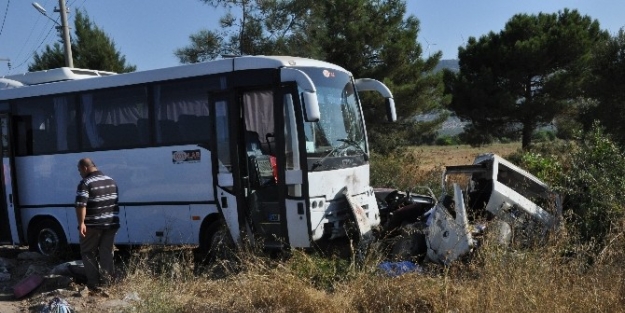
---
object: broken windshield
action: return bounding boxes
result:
[297,67,367,168]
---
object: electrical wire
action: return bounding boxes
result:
[69,0,88,10]
[9,22,57,74]
[8,0,59,74]
[13,1,52,65]
[9,0,88,73]
[0,0,10,38]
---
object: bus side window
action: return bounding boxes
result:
[13,116,32,156]
[13,96,67,155]
[154,79,210,145]
[158,120,180,144]
[179,114,210,143]
[31,129,55,154]
[67,122,79,150]
[136,118,150,144]
[81,86,148,150]
[96,123,143,148]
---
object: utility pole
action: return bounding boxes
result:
[32,1,73,68]
[57,0,73,68]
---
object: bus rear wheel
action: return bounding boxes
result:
[29,219,68,258]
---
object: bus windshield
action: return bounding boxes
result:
[297,67,367,163]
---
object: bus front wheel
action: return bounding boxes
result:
[29,219,68,258]
[197,220,235,264]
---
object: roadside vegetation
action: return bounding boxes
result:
[49,128,623,312]
[105,240,623,313]
[24,1,625,311]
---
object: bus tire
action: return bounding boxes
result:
[29,218,68,258]
[197,220,234,264]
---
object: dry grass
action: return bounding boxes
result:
[410,143,522,172]
[370,143,521,192]
[102,142,625,312]
[107,233,625,313]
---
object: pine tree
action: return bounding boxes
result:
[29,10,136,73]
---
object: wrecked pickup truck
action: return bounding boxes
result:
[375,153,562,265]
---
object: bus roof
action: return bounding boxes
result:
[0,55,349,101]
[4,67,116,85]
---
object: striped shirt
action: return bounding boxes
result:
[75,170,119,229]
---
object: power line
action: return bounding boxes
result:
[9,0,84,74]
[13,1,52,63]
[10,25,56,73]
[9,0,59,74]
[0,0,10,38]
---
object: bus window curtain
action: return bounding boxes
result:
[54,97,68,151]
[154,86,163,142]
[82,94,103,148]
[243,90,274,141]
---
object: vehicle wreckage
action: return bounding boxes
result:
[373,153,562,265]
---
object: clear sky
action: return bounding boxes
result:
[0,0,623,75]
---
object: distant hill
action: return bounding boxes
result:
[434,59,459,72]
[416,112,466,136]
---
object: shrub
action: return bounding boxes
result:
[532,129,556,142]
[557,123,625,247]
[434,135,460,146]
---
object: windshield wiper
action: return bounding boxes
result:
[337,138,369,161]
[311,138,368,171]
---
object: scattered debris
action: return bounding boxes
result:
[50,261,86,284]
[13,275,44,299]
[40,296,73,313]
[17,252,46,261]
[378,261,422,277]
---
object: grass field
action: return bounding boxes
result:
[409,142,522,171]
[25,141,624,312]
[370,142,523,192]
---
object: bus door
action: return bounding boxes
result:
[241,88,310,249]
[208,93,246,246]
[210,87,310,250]
[0,113,20,245]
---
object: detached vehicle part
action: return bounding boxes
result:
[426,153,562,265]
[374,188,437,262]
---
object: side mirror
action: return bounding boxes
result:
[354,78,397,122]
[385,98,397,122]
[281,68,320,122]
[301,92,320,122]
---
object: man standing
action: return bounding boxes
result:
[75,158,119,291]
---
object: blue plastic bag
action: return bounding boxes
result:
[378,261,422,277]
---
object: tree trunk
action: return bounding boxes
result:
[521,123,533,149]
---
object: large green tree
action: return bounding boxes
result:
[30,10,136,73]
[446,9,608,149]
[176,0,448,151]
[582,29,625,146]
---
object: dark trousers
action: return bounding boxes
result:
[79,227,117,288]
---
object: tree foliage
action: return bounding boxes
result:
[446,9,608,149]
[30,10,136,73]
[582,29,625,147]
[177,0,448,153]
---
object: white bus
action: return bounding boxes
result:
[0,56,396,256]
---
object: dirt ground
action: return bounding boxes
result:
[0,245,137,313]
